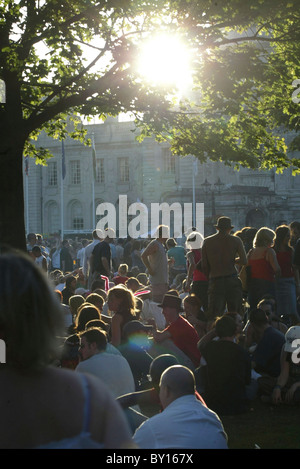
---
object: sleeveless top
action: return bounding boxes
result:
[188,249,207,282]
[276,251,294,278]
[248,249,275,282]
[35,374,104,449]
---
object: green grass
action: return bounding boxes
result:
[221,398,300,449]
[140,395,300,449]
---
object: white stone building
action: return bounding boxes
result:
[23,116,300,239]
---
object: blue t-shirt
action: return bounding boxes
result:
[167,246,186,267]
[252,326,285,377]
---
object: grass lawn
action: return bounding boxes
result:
[220,398,300,449]
[140,395,300,449]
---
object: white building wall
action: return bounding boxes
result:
[23,117,300,238]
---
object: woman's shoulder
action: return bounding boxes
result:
[248,246,273,259]
[265,246,277,258]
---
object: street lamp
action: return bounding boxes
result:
[201,177,224,217]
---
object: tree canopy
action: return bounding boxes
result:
[137,0,300,173]
[0,0,300,249]
[0,0,175,159]
[1,0,299,167]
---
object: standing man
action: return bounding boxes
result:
[90,228,114,282]
[60,239,74,273]
[26,233,37,256]
[201,217,247,322]
[141,225,170,303]
[83,229,102,289]
[76,239,88,268]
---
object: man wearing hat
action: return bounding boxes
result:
[151,293,201,369]
[201,216,247,322]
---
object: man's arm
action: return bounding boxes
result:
[101,256,111,277]
[116,389,153,409]
[201,242,210,279]
[235,237,247,266]
[89,253,94,274]
[186,251,195,291]
[152,329,171,343]
[266,248,281,277]
[141,241,158,276]
[60,250,66,273]
[83,247,89,277]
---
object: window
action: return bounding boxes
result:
[96,158,105,183]
[70,160,81,185]
[70,201,84,230]
[46,201,59,233]
[118,157,129,182]
[163,148,175,173]
[48,162,57,186]
[73,217,84,230]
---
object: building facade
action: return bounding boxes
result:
[23,116,300,238]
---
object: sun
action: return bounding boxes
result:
[137,33,193,93]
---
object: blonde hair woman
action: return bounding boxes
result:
[247,227,281,310]
[0,251,132,448]
[107,285,137,347]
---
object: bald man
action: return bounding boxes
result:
[133,365,228,449]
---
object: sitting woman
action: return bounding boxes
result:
[0,250,132,449]
[112,264,129,285]
[107,285,137,348]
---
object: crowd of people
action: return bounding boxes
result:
[0,217,300,449]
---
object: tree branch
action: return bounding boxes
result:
[24,66,128,134]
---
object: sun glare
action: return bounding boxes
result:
[137,34,193,93]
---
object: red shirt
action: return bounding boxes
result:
[166,316,201,367]
[188,249,207,282]
[248,249,275,282]
[276,251,294,278]
[112,275,129,285]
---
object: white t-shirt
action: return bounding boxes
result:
[133,394,228,449]
[75,351,135,399]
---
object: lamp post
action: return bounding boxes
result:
[192,157,198,227]
[201,177,224,218]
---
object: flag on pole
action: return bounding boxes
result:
[92,136,97,180]
[24,155,29,176]
[62,140,66,180]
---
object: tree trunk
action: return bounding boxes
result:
[0,134,27,252]
[0,70,28,252]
